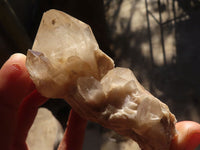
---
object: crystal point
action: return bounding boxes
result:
[26,9,114,98]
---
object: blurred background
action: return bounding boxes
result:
[0,0,200,149]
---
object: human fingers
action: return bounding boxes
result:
[0,53,35,106]
[58,109,87,150]
[170,121,200,150]
[11,90,48,150]
[0,53,35,149]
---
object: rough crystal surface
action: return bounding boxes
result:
[74,68,176,150]
[26,9,176,150]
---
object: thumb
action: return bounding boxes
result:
[170,121,200,150]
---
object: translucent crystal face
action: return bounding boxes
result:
[32,10,99,66]
[26,9,176,150]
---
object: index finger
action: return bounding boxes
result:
[0,53,35,106]
[0,53,35,149]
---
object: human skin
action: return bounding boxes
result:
[170,121,200,150]
[0,53,199,150]
[0,53,87,150]
[0,53,36,150]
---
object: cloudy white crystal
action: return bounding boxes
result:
[26,9,176,150]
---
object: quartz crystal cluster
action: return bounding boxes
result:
[26,9,176,150]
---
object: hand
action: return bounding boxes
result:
[0,53,87,150]
[0,53,199,150]
[0,53,48,149]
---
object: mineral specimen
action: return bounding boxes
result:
[26,9,176,150]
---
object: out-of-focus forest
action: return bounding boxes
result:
[0,0,200,149]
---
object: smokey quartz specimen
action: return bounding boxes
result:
[26,9,176,150]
